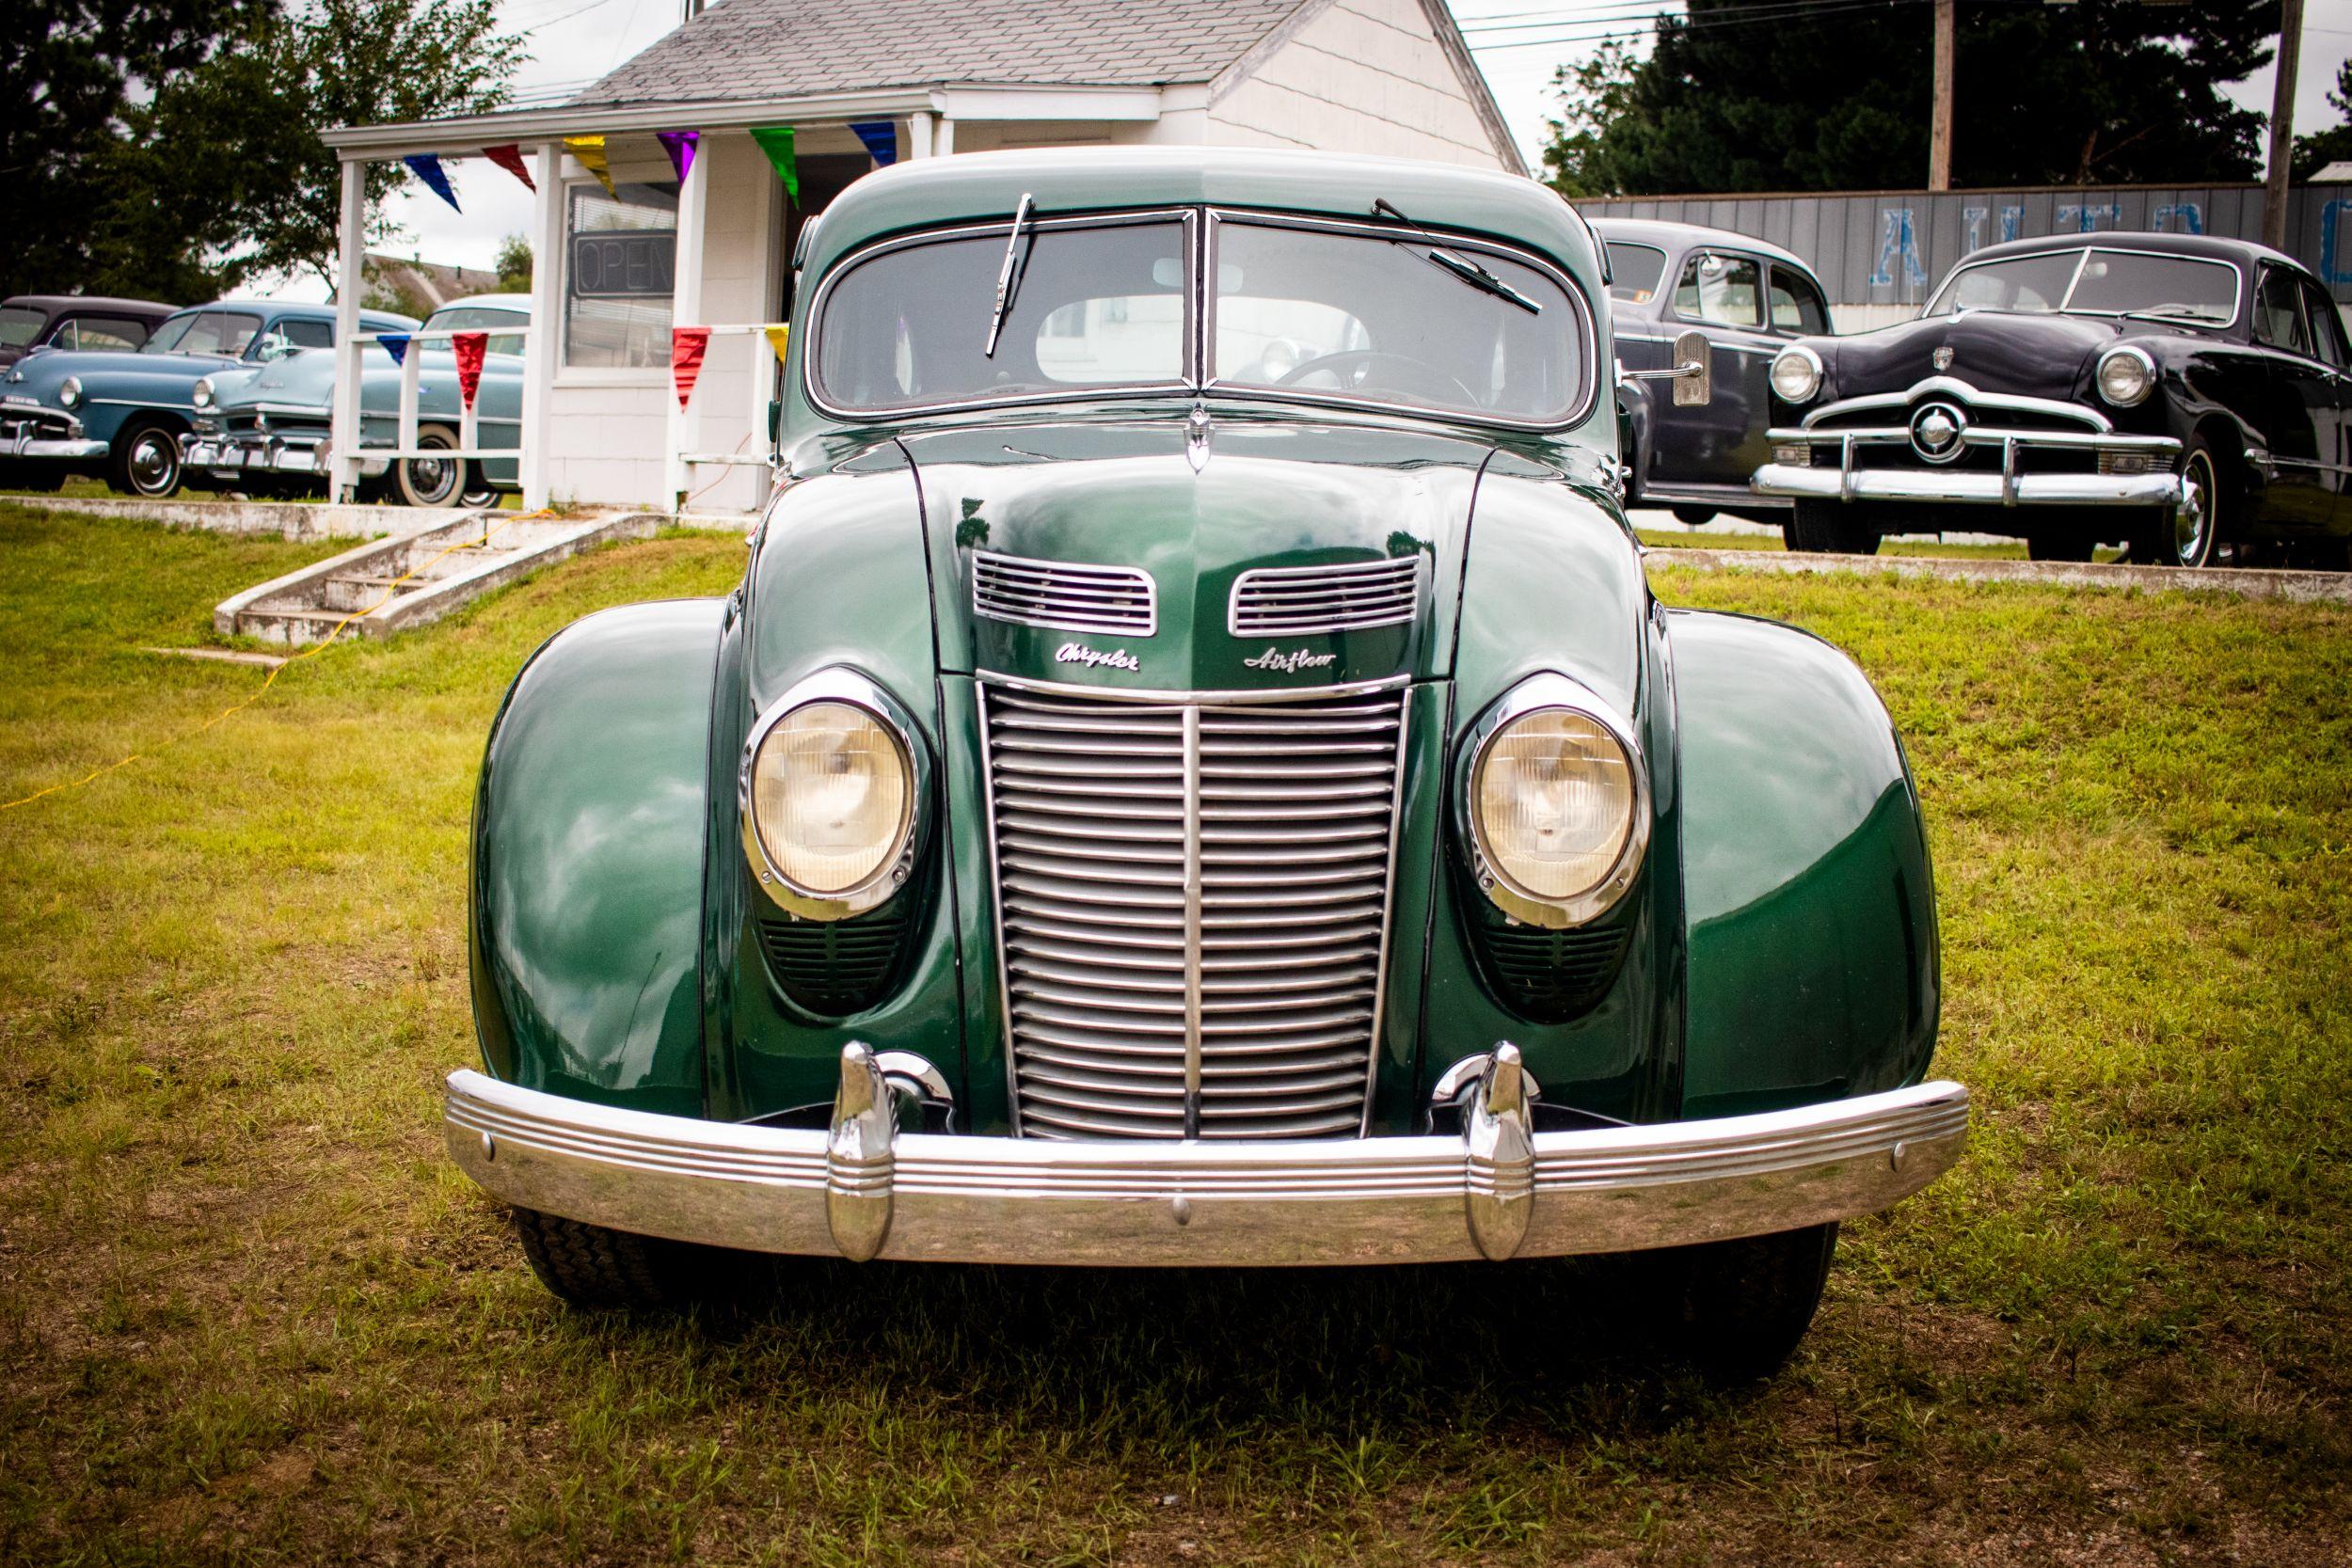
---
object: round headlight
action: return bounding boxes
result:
[1769,344,1823,404]
[191,377,215,409]
[745,692,913,910]
[2096,345,2155,407]
[1466,678,1649,928]
[58,376,81,408]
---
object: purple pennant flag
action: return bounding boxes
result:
[850,119,898,166]
[378,333,409,366]
[657,129,700,182]
[402,153,460,213]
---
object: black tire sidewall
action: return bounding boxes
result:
[394,426,464,508]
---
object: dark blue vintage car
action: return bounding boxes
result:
[0,299,414,497]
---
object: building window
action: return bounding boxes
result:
[565,182,679,369]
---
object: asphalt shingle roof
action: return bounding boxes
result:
[574,0,1314,106]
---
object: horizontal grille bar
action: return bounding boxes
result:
[974,551,1157,637]
[1231,557,1422,636]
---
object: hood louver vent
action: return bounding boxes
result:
[973,551,1156,637]
[1230,558,1422,637]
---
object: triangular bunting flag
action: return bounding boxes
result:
[484,143,535,192]
[749,126,799,201]
[378,332,410,366]
[564,135,614,196]
[672,326,710,409]
[657,129,700,183]
[849,120,898,167]
[403,153,461,213]
[452,332,487,410]
[763,324,790,365]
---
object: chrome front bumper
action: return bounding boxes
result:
[2,428,105,461]
[445,1048,1969,1268]
[1753,416,2186,510]
[183,433,386,478]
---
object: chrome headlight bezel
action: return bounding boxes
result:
[739,666,929,921]
[1769,343,1823,404]
[2095,344,2156,407]
[190,376,215,410]
[57,376,82,409]
[1456,673,1651,930]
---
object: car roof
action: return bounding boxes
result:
[428,293,532,313]
[1950,230,2292,272]
[172,299,418,328]
[804,147,1598,286]
[3,294,179,314]
[1588,216,1816,276]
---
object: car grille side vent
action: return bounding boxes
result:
[1475,919,1635,1023]
[1230,557,1422,637]
[973,551,1156,637]
[757,895,917,1018]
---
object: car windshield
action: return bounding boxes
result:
[815,211,1585,424]
[142,309,265,356]
[423,306,529,356]
[1,307,46,348]
[1926,247,2239,325]
[1603,243,1667,303]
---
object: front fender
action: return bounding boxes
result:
[1667,609,1939,1118]
[469,598,726,1117]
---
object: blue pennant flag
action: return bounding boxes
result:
[378,332,410,366]
[403,153,461,213]
[850,119,898,167]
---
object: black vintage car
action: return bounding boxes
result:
[1597,218,1834,526]
[0,294,178,369]
[1753,232,2352,567]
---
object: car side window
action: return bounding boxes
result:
[277,318,334,350]
[1673,252,1763,329]
[1766,266,1830,335]
[2299,280,2350,368]
[2254,268,2311,356]
[57,316,150,351]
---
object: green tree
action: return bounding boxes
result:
[495,231,533,293]
[1543,0,2277,198]
[1542,40,1641,198]
[2293,59,2352,180]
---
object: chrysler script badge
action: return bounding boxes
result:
[1054,641,1140,673]
[1243,645,1339,674]
[1931,347,1954,372]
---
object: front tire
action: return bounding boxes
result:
[2129,436,2226,567]
[2026,531,2096,562]
[392,423,470,508]
[107,419,183,499]
[510,1207,729,1309]
[1784,500,1883,555]
[1670,504,1716,527]
[1634,1223,1838,1383]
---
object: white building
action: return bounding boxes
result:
[324,0,1525,515]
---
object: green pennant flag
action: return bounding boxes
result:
[750,125,799,201]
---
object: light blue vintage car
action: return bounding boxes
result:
[0,300,415,497]
[183,295,527,506]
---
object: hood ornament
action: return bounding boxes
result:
[1185,402,1212,473]
[1931,347,1955,372]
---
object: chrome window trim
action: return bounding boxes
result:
[803,208,1199,421]
[1924,244,2244,329]
[1458,672,1651,931]
[1799,374,2112,433]
[1200,208,1598,433]
[972,549,1158,637]
[739,666,930,922]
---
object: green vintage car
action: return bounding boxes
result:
[455,149,1965,1374]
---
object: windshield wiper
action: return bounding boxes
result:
[984,192,1036,358]
[1371,198,1541,315]
[2117,307,2227,326]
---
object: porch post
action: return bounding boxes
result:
[664,134,710,511]
[933,117,955,156]
[906,111,934,160]
[519,141,563,511]
[329,156,366,502]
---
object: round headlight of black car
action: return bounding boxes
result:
[1464,674,1650,929]
[2095,345,2156,407]
[740,669,921,919]
[191,377,215,410]
[1769,344,1823,404]
[57,376,81,409]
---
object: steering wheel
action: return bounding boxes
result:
[1276,350,1478,406]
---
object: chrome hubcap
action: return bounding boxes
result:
[2174,453,2214,564]
[131,436,173,488]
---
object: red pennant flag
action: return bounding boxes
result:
[672,325,710,409]
[452,332,487,410]
[484,143,535,192]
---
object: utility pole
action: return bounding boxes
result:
[2265,0,2305,250]
[1929,0,1955,191]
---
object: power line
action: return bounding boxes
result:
[1464,0,1930,51]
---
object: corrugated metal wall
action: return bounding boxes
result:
[1578,183,2352,316]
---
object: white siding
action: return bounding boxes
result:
[1207,0,1503,169]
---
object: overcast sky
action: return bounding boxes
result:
[306,0,2352,299]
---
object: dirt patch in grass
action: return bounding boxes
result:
[1,509,2345,1563]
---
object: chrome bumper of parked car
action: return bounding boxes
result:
[2,424,105,461]
[185,434,389,480]
[1753,423,2186,510]
[444,1049,1969,1268]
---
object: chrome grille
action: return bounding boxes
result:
[1230,558,1422,636]
[973,551,1156,637]
[981,680,1408,1140]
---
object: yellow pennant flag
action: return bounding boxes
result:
[564,135,615,196]
[763,324,790,364]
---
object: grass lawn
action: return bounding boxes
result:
[2,503,2346,1565]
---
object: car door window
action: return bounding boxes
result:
[2299,281,2350,368]
[58,316,149,351]
[2254,268,2311,356]
[275,318,334,351]
[1673,252,1763,329]
[1766,267,1830,335]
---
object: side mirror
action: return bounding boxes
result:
[1670,328,1710,406]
